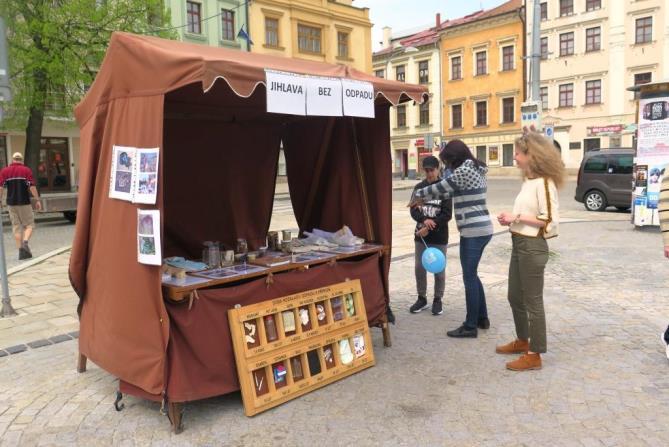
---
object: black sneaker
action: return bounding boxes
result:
[409,296,428,313]
[21,241,32,259]
[478,317,490,330]
[18,247,29,260]
[431,299,443,316]
[446,325,477,338]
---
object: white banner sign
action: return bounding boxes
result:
[265,70,306,116]
[306,77,343,117]
[341,79,375,118]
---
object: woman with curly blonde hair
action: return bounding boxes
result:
[495,131,565,371]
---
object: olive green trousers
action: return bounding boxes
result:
[508,234,549,353]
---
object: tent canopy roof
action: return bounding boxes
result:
[75,32,428,126]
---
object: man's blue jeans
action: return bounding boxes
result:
[460,234,492,329]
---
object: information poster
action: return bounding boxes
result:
[265,70,306,116]
[341,79,375,118]
[137,209,162,265]
[633,95,669,226]
[306,76,343,117]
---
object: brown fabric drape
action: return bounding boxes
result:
[163,255,384,403]
[72,95,170,395]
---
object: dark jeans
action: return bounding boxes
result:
[460,234,492,329]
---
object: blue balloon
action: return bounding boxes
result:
[422,247,446,273]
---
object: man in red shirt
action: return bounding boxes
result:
[0,152,41,259]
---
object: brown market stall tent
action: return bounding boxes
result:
[70,32,427,428]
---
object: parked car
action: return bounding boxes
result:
[575,148,634,212]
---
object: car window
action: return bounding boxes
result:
[609,155,633,174]
[584,155,608,173]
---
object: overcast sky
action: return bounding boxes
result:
[354,0,511,50]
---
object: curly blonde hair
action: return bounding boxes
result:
[514,132,566,188]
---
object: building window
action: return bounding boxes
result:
[540,86,548,110]
[374,69,385,78]
[586,27,601,52]
[298,24,321,54]
[635,17,652,44]
[560,32,574,56]
[502,46,514,71]
[451,104,463,129]
[476,101,487,126]
[540,2,547,20]
[584,138,601,152]
[337,32,349,58]
[418,61,429,84]
[541,37,548,59]
[503,144,514,166]
[396,65,405,82]
[476,146,487,162]
[451,56,462,80]
[221,9,235,41]
[265,17,279,47]
[635,72,652,86]
[0,136,7,168]
[559,83,574,107]
[586,0,601,11]
[419,101,429,126]
[475,51,487,76]
[586,80,602,104]
[186,1,202,34]
[502,97,515,123]
[397,105,406,128]
[560,0,573,16]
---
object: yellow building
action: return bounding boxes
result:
[248,0,372,73]
[441,0,524,170]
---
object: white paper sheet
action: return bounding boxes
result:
[265,70,307,116]
[137,209,162,265]
[306,76,343,116]
[341,79,375,118]
[109,145,160,204]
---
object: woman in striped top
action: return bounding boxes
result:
[410,140,494,338]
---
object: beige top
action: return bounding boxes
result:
[510,177,559,239]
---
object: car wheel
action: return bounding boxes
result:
[584,190,607,211]
[615,206,630,212]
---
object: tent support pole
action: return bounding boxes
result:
[168,402,183,434]
[350,118,375,241]
[300,118,336,232]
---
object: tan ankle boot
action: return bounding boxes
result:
[495,339,529,354]
[506,353,542,371]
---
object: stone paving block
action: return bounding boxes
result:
[49,334,73,344]
[27,339,53,349]
[4,345,27,354]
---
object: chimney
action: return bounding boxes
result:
[436,13,441,29]
[382,26,392,48]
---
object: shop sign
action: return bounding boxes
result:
[265,70,306,116]
[305,76,343,117]
[415,138,425,147]
[587,124,624,136]
[341,79,375,118]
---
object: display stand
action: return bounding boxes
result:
[228,279,375,416]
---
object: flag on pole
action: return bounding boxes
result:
[237,25,253,46]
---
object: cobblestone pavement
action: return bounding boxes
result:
[1,220,668,446]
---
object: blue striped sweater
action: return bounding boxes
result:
[414,160,493,238]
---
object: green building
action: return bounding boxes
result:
[168,0,249,50]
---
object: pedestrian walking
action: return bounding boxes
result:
[659,171,669,359]
[409,156,453,316]
[495,131,565,371]
[410,140,494,338]
[0,152,42,260]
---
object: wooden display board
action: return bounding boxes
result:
[228,279,375,416]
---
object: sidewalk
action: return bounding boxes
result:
[1,220,668,445]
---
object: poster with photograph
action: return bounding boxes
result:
[109,146,160,204]
[137,209,161,265]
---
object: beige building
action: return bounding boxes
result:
[248,0,373,73]
[372,17,443,179]
[527,0,669,168]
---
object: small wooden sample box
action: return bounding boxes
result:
[228,279,375,416]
